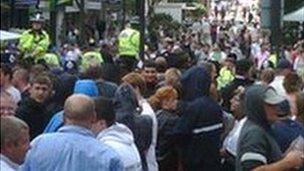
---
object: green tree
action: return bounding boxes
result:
[284,0,304,14]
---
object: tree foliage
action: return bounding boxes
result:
[284,0,304,14]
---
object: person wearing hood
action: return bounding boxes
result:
[236,85,304,171]
[116,73,158,171]
[43,79,99,133]
[173,66,223,171]
[114,80,153,171]
[92,97,142,171]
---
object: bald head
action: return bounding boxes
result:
[64,94,96,126]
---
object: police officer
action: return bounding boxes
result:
[18,12,50,62]
[81,38,104,71]
[118,17,140,72]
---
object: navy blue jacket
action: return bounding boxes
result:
[173,66,223,171]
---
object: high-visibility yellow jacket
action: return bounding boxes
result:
[18,29,50,60]
[217,66,235,90]
[81,51,104,70]
[269,54,277,67]
[43,53,60,66]
[118,28,140,57]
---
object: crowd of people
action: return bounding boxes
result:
[1,1,304,171]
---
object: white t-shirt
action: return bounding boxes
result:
[6,86,21,104]
[293,57,304,73]
[139,99,158,171]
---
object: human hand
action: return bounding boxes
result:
[283,151,304,169]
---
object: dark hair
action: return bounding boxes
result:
[227,53,237,61]
[155,57,167,73]
[94,97,115,127]
[143,60,157,69]
[296,92,304,124]
[0,63,13,80]
[283,72,303,93]
[235,59,252,76]
[82,64,102,80]
[31,74,52,87]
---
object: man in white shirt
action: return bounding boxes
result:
[0,63,21,104]
[0,116,30,171]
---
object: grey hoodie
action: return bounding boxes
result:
[236,85,282,171]
[97,123,142,171]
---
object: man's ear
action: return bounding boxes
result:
[28,85,33,94]
[50,90,55,97]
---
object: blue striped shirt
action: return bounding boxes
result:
[20,125,124,171]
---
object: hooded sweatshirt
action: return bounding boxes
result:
[97,123,142,171]
[173,66,223,171]
[114,83,153,171]
[236,85,282,171]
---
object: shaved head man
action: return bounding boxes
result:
[63,94,96,128]
[21,94,123,171]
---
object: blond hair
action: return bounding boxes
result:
[164,68,181,85]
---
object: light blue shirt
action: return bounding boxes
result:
[20,125,124,171]
[43,111,64,133]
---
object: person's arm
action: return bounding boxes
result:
[251,151,304,171]
[18,31,32,52]
[33,32,50,56]
[239,130,304,171]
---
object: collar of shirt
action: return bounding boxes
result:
[58,125,95,138]
[235,75,246,80]
[274,75,285,81]
[0,154,19,170]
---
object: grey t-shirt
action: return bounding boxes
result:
[236,120,282,171]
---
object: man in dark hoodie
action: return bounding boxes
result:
[114,83,153,171]
[173,66,223,171]
[236,85,304,171]
[16,75,53,140]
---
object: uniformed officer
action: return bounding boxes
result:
[118,17,140,72]
[81,38,103,71]
[18,12,50,62]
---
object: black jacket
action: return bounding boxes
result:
[174,66,224,171]
[156,109,179,171]
[16,97,48,140]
